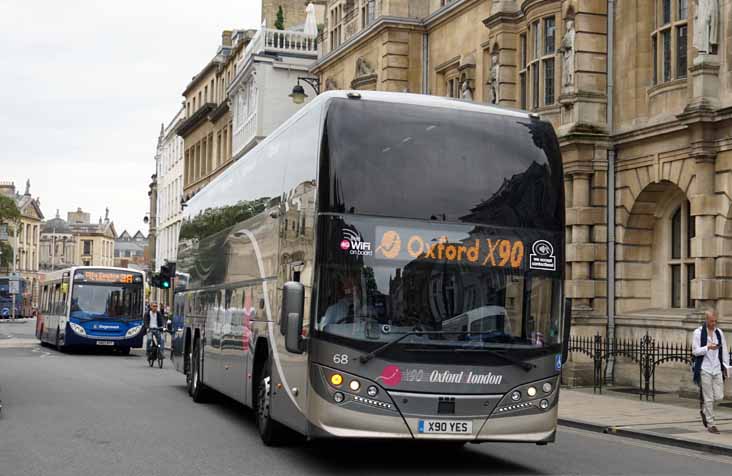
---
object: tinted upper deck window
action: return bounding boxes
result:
[320,99,564,230]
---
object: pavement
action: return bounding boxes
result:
[2,319,732,475]
[559,386,732,456]
[0,318,37,348]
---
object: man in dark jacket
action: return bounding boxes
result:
[144,302,165,355]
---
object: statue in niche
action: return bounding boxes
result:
[460,78,473,101]
[558,17,576,90]
[693,0,719,54]
[355,57,374,77]
[325,78,338,90]
[488,50,500,104]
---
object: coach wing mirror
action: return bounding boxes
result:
[282,281,305,354]
[561,298,572,365]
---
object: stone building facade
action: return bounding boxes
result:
[179,31,254,201]
[262,0,326,30]
[114,230,148,269]
[311,0,732,393]
[0,180,43,303]
[40,208,117,270]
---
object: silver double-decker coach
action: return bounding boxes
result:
[171,90,569,446]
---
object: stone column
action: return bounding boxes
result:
[380,29,409,92]
[566,172,596,309]
[690,155,718,309]
[482,7,519,107]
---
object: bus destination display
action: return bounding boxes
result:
[372,226,557,272]
[75,270,141,284]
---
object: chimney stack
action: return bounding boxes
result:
[222,30,233,47]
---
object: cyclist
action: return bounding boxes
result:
[144,302,165,360]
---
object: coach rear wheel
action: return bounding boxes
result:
[255,357,288,446]
[190,338,208,402]
[186,349,194,396]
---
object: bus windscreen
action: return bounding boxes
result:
[315,215,562,354]
[71,270,143,320]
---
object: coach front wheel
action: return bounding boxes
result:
[256,357,288,446]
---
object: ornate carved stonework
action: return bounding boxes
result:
[693,0,719,54]
[488,50,500,104]
[558,17,576,92]
[458,53,476,101]
[355,57,375,77]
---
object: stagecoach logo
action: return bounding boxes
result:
[339,229,373,256]
[529,240,556,271]
[378,365,504,387]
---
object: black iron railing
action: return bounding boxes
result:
[568,332,731,400]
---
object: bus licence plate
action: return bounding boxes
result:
[418,420,472,434]
[96,341,114,346]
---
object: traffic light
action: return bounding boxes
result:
[158,262,176,289]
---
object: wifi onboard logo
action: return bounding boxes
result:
[339,229,373,256]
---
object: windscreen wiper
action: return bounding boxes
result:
[359,330,536,371]
[359,330,426,364]
[410,346,536,372]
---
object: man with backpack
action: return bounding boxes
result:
[693,309,730,434]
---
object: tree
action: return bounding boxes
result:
[0,195,20,225]
[0,241,13,269]
[0,195,20,271]
[275,5,285,30]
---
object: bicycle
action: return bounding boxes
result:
[146,329,165,368]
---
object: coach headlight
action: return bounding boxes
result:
[69,322,87,336]
[126,325,142,338]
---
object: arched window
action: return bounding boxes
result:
[669,200,694,308]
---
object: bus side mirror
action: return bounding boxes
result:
[282,281,305,354]
[561,298,572,364]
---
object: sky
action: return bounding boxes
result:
[0,0,261,235]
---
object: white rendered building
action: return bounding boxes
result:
[228,26,320,160]
[155,107,185,272]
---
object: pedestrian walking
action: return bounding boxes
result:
[692,309,730,434]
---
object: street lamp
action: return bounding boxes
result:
[289,77,321,104]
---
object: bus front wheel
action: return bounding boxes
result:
[256,357,288,446]
[55,327,64,352]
